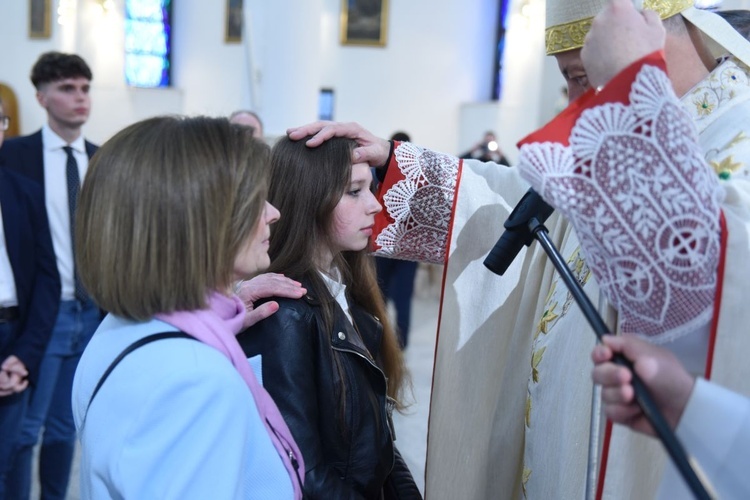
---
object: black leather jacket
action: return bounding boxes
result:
[237,285,420,500]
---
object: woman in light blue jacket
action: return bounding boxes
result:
[71,116,305,499]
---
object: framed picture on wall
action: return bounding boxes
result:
[340,0,388,47]
[29,0,51,39]
[225,0,243,43]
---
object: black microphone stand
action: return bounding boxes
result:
[484,193,713,499]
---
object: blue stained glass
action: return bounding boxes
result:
[126,0,164,21]
[125,0,171,88]
[125,54,169,87]
[125,20,168,54]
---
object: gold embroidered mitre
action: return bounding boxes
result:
[545,0,694,55]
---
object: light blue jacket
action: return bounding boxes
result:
[72,314,294,499]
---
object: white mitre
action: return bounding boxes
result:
[545,0,750,67]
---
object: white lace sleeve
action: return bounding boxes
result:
[374,142,459,264]
[517,65,723,342]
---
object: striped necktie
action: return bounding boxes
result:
[63,146,88,303]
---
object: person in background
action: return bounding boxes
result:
[545,1,750,496]
[71,116,304,499]
[0,98,60,498]
[459,130,510,165]
[717,10,750,41]
[374,132,420,347]
[238,136,420,499]
[230,109,264,139]
[591,334,750,498]
[0,51,100,500]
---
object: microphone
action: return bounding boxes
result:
[484,189,554,276]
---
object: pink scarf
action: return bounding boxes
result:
[156,291,304,499]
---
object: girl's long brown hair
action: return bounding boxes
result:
[267,136,409,410]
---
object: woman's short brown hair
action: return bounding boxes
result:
[77,115,269,320]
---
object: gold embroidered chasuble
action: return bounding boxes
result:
[600,56,750,500]
[372,55,750,499]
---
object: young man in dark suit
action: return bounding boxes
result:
[0,52,100,500]
[0,98,61,499]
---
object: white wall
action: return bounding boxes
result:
[0,0,519,152]
[1,0,63,136]
[2,1,749,151]
[245,0,504,153]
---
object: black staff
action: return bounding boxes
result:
[484,189,714,500]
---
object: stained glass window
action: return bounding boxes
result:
[125,0,171,87]
[492,0,511,100]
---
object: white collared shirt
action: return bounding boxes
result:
[42,124,89,301]
[320,269,353,325]
[0,203,18,307]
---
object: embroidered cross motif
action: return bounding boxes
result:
[518,65,721,343]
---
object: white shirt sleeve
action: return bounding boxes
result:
[658,378,750,498]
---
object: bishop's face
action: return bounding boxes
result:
[555,48,591,103]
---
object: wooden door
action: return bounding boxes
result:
[0,83,20,138]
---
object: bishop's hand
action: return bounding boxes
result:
[581,0,665,90]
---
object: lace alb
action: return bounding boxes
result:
[518,65,723,343]
[375,142,459,264]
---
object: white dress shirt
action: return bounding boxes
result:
[0,204,18,308]
[320,270,352,324]
[658,378,750,498]
[42,125,89,301]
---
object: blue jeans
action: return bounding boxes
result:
[6,300,100,500]
[0,390,30,500]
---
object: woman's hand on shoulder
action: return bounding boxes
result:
[235,273,306,328]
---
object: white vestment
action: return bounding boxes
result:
[372,55,750,499]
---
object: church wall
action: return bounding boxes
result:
[5,2,746,156]
[0,0,515,153]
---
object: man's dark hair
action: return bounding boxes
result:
[30,52,93,89]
